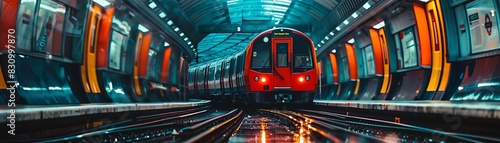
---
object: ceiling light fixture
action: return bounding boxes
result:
[159,12,166,18]
[348,38,355,44]
[148,2,157,9]
[138,24,149,32]
[373,21,385,29]
[363,2,371,9]
[93,0,110,7]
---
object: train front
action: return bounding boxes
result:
[244,28,318,104]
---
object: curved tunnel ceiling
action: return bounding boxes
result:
[170,0,369,67]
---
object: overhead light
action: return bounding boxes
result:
[325,36,329,40]
[351,12,359,18]
[187,41,192,45]
[348,38,355,44]
[315,48,317,50]
[174,27,179,32]
[343,20,349,25]
[275,21,280,25]
[138,24,149,32]
[159,12,166,18]
[363,2,371,9]
[191,45,194,48]
[329,32,334,36]
[180,33,184,37]
[419,0,429,2]
[317,44,321,47]
[336,26,341,31]
[184,37,188,41]
[331,49,336,53]
[167,20,173,25]
[321,40,325,44]
[164,42,169,47]
[373,21,385,29]
[148,2,157,9]
[93,0,110,7]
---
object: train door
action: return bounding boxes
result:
[272,38,292,90]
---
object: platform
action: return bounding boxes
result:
[314,100,500,119]
[0,100,210,123]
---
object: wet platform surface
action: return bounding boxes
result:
[0,100,210,122]
[314,100,500,119]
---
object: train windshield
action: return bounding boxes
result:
[250,44,272,72]
[293,42,314,72]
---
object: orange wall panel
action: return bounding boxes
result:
[413,3,432,67]
[161,47,172,82]
[96,7,115,68]
[139,33,152,77]
[345,44,358,80]
[369,28,384,75]
[329,53,339,83]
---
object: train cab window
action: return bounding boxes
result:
[251,44,271,72]
[293,43,313,72]
[276,43,288,67]
[34,0,67,56]
[394,27,418,69]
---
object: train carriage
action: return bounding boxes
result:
[188,28,318,104]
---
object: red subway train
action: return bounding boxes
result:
[188,28,318,104]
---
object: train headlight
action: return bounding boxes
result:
[261,77,267,82]
[305,76,310,81]
[299,77,304,82]
[254,76,259,82]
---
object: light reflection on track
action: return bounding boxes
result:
[228,111,318,143]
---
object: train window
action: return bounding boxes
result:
[362,45,375,76]
[225,60,230,78]
[293,43,313,71]
[34,0,67,56]
[109,30,125,70]
[250,44,271,72]
[394,27,418,69]
[215,64,221,80]
[466,0,500,54]
[17,0,37,51]
[276,43,288,67]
